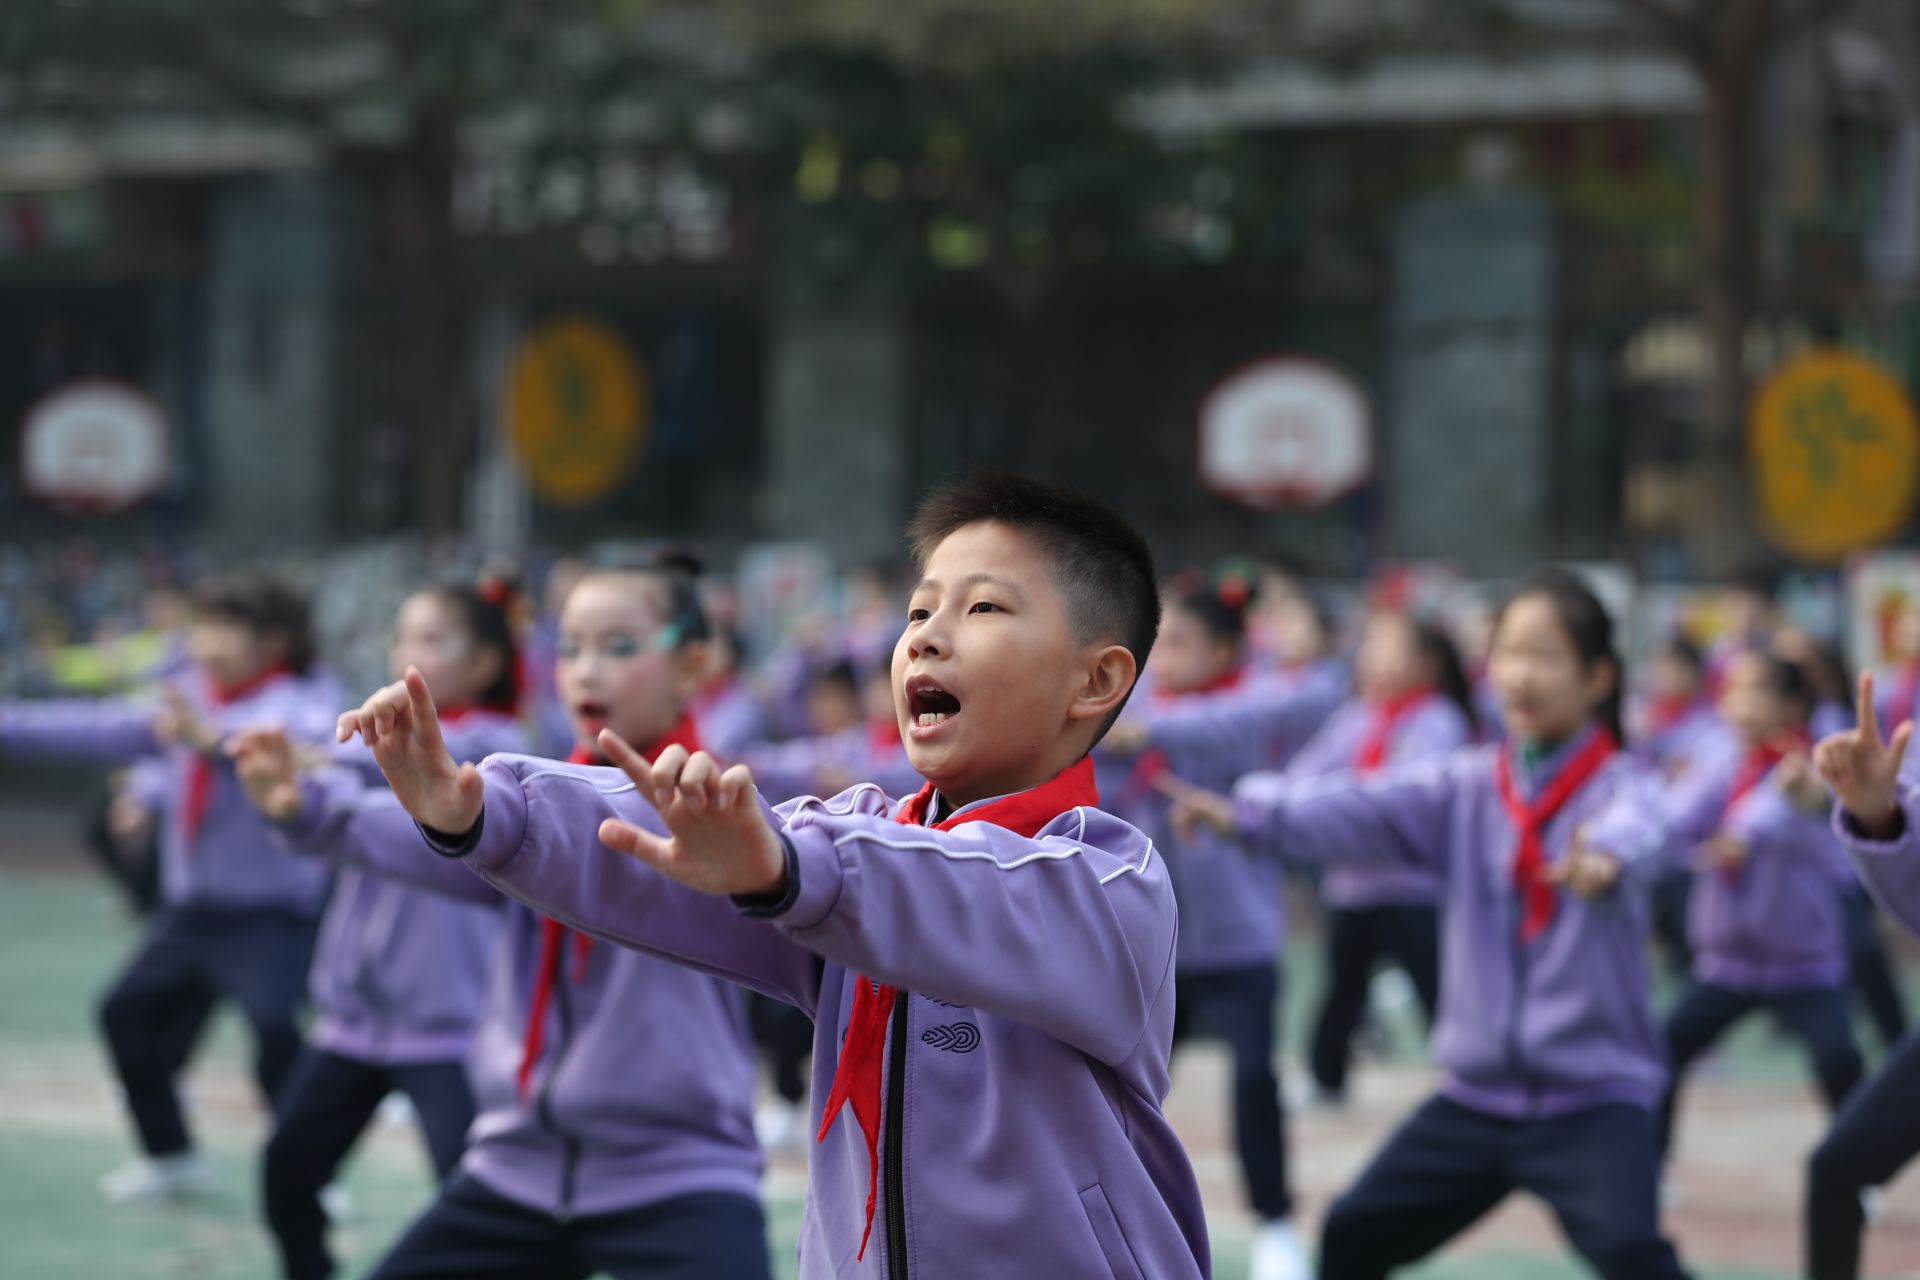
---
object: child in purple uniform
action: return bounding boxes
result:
[343,475,1209,1279]
[235,558,771,1280]
[1117,586,1332,1280]
[0,573,336,1203]
[1169,568,1692,1280]
[242,584,521,1280]
[1655,652,1861,1164]
[1812,675,1920,1279]
[1284,609,1475,1105]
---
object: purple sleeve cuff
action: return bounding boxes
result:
[417,771,530,869]
[1832,802,1909,853]
[731,836,802,917]
[767,823,847,931]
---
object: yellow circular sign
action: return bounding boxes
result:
[1750,348,1920,561]
[505,316,649,506]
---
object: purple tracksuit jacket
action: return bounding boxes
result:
[297,713,521,1065]
[1118,665,1344,973]
[427,755,1210,1279]
[1234,726,1672,1119]
[1283,694,1473,910]
[276,771,763,1220]
[1661,741,1850,992]
[0,677,336,913]
[1634,699,1729,780]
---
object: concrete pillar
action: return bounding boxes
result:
[758,218,908,566]
[1387,191,1556,574]
[200,175,347,551]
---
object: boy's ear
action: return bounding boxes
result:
[1067,643,1138,725]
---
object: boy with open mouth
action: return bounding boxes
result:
[341,473,1208,1278]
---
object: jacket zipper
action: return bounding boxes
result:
[534,951,584,1223]
[884,993,910,1279]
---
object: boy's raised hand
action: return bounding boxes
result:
[1813,672,1913,839]
[227,727,305,822]
[594,732,787,897]
[336,667,483,835]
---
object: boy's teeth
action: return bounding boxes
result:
[916,712,949,727]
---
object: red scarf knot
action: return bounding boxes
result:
[1493,729,1618,942]
[1355,686,1436,774]
[180,663,295,845]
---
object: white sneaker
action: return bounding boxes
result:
[1371,968,1417,1014]
[754,1100,807,1155]
[97,1152,215,1204]
[377,1092,417,1131]
[1248,1219,1313,1280]
[320,1183,356,1225]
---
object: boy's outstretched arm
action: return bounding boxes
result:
[599,743,1177,1068]
[369,694,823,1012]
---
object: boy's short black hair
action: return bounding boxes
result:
[905,473,1160,735]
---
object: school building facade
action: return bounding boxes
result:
[2,22,1914,581]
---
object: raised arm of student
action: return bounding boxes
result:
[598,740,1177,1068]
[1127,674,1344,774]
[230,726,501,904]
[0,692,165,762]
[1819,671,1920,933]
[339,670,824,1012]
[1228,754,1463,874]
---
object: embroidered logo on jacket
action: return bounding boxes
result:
[920,1023,981,1053]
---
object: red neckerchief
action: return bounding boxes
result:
[1355,686,1436,774]
[1493,729,1618,942]
[817,754,1100,1261]
[516,712,703,1101]
[1716,727,1809,881]
[180,664,294,844]
[1123,665,1246,805]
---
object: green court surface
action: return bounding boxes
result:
[0,872,1838,1278]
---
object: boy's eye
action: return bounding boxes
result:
[969,601,1000,614]
[907,608,931,623]
[604,637,641,658]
